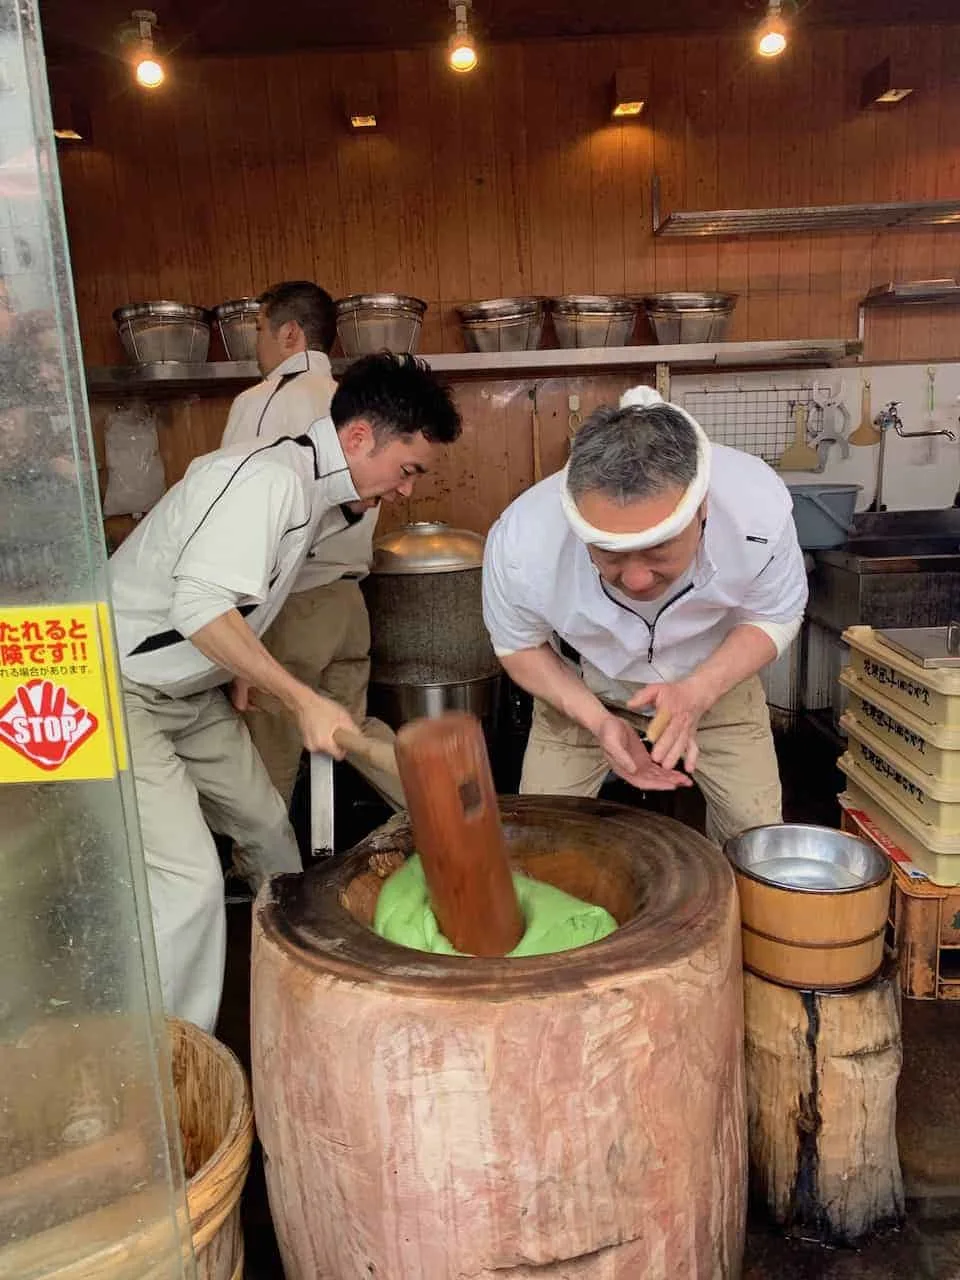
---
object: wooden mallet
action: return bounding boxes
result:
[395,711,524,957]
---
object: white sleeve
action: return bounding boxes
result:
[482,521,553,657]
[734,517,809,631]
[172,461,301,611]
[744,615,803,657]
[169,577,240,637]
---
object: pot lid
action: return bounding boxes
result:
[370,522,484,574]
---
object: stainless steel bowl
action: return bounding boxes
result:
[725,824,889,893]
[335,293,427,357]
[213,298,260,362]
[113,301,211,364]
[457,297,545,352]
[642,292,737,345]
[549,295,638,349]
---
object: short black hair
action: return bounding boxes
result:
[258,281,337,353]
[331,353,462,444]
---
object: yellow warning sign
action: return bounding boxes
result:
[0,603,127,783]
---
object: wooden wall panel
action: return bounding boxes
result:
[62,26,960,369]
[68,24,960,545]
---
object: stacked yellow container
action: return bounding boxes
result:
[839,626,960,886]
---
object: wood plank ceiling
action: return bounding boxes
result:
[38,0,960,63]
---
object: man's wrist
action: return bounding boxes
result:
[578,698,612,737]
[682,668,720,711]
[277,675,314,716]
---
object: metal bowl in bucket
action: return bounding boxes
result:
[335,293,426,357]
[456,297,545,352]
[725,824,891,990]
[642,292,737,345]
[549,295,638,349]
[213,298,260,362]
[113,301,211,364]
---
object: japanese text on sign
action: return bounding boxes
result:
[0,604,124,784]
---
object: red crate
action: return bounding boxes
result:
[841,800,960,1001]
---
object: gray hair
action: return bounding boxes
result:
[567,404,698,503]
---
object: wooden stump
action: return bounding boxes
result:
[252,798,748,1280]
[744,967,904,1245]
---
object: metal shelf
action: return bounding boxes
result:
[862,279,960,308]
[652,174,960,239]
[86,338,861,398]
[857,279,960,350]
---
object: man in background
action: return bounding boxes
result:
[222,281,404,841]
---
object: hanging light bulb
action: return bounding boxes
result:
[129,10,165,89]
[136,56,164,88]
[756,0,788,58]
[448,0,478,74]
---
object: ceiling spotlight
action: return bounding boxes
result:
[128,10,165,89]
[448,0,478,74]
[756,0,788,58]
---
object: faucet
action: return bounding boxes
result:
[867,401,957,512]
[873,400,957,442]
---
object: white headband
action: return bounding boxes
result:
[560,385,712,552]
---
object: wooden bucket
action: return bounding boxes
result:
[170,1018,254,1280]
[726,825,892,990]
[0,1017,252,1280]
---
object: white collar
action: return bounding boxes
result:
[305,416,361,505]
[267,349,332,381]
[561,386,712,552]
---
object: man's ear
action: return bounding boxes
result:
[338,419,374,457]
[280,320,302,351]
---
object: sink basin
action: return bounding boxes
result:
[818,537,960,572]
[843,536,960,556]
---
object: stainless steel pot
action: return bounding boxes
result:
[368,675,500,727]
[457,297,545,352]
[362,522,501,729]
[642,292,737,345]
[213,298,260,362]
[113,301,211,364]
[549,295,638,349]
[335,293,426,357]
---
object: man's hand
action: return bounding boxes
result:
[628,676,715,772]
[594,713,692,792]
[293,688,360,759]
[230,678,252,712]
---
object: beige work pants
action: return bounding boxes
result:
[124,679,302,1032]
[244,579,405,814]
[520,675,782,845]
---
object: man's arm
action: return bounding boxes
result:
[630,517,806,770]
[501,644,690,792]
[629,624,776,771]
[189,608,357,757]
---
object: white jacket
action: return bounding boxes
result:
[482,444,808,692]
[222,349,378,591]
[111,418,360,697]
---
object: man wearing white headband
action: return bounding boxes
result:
[482,386,808,843]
